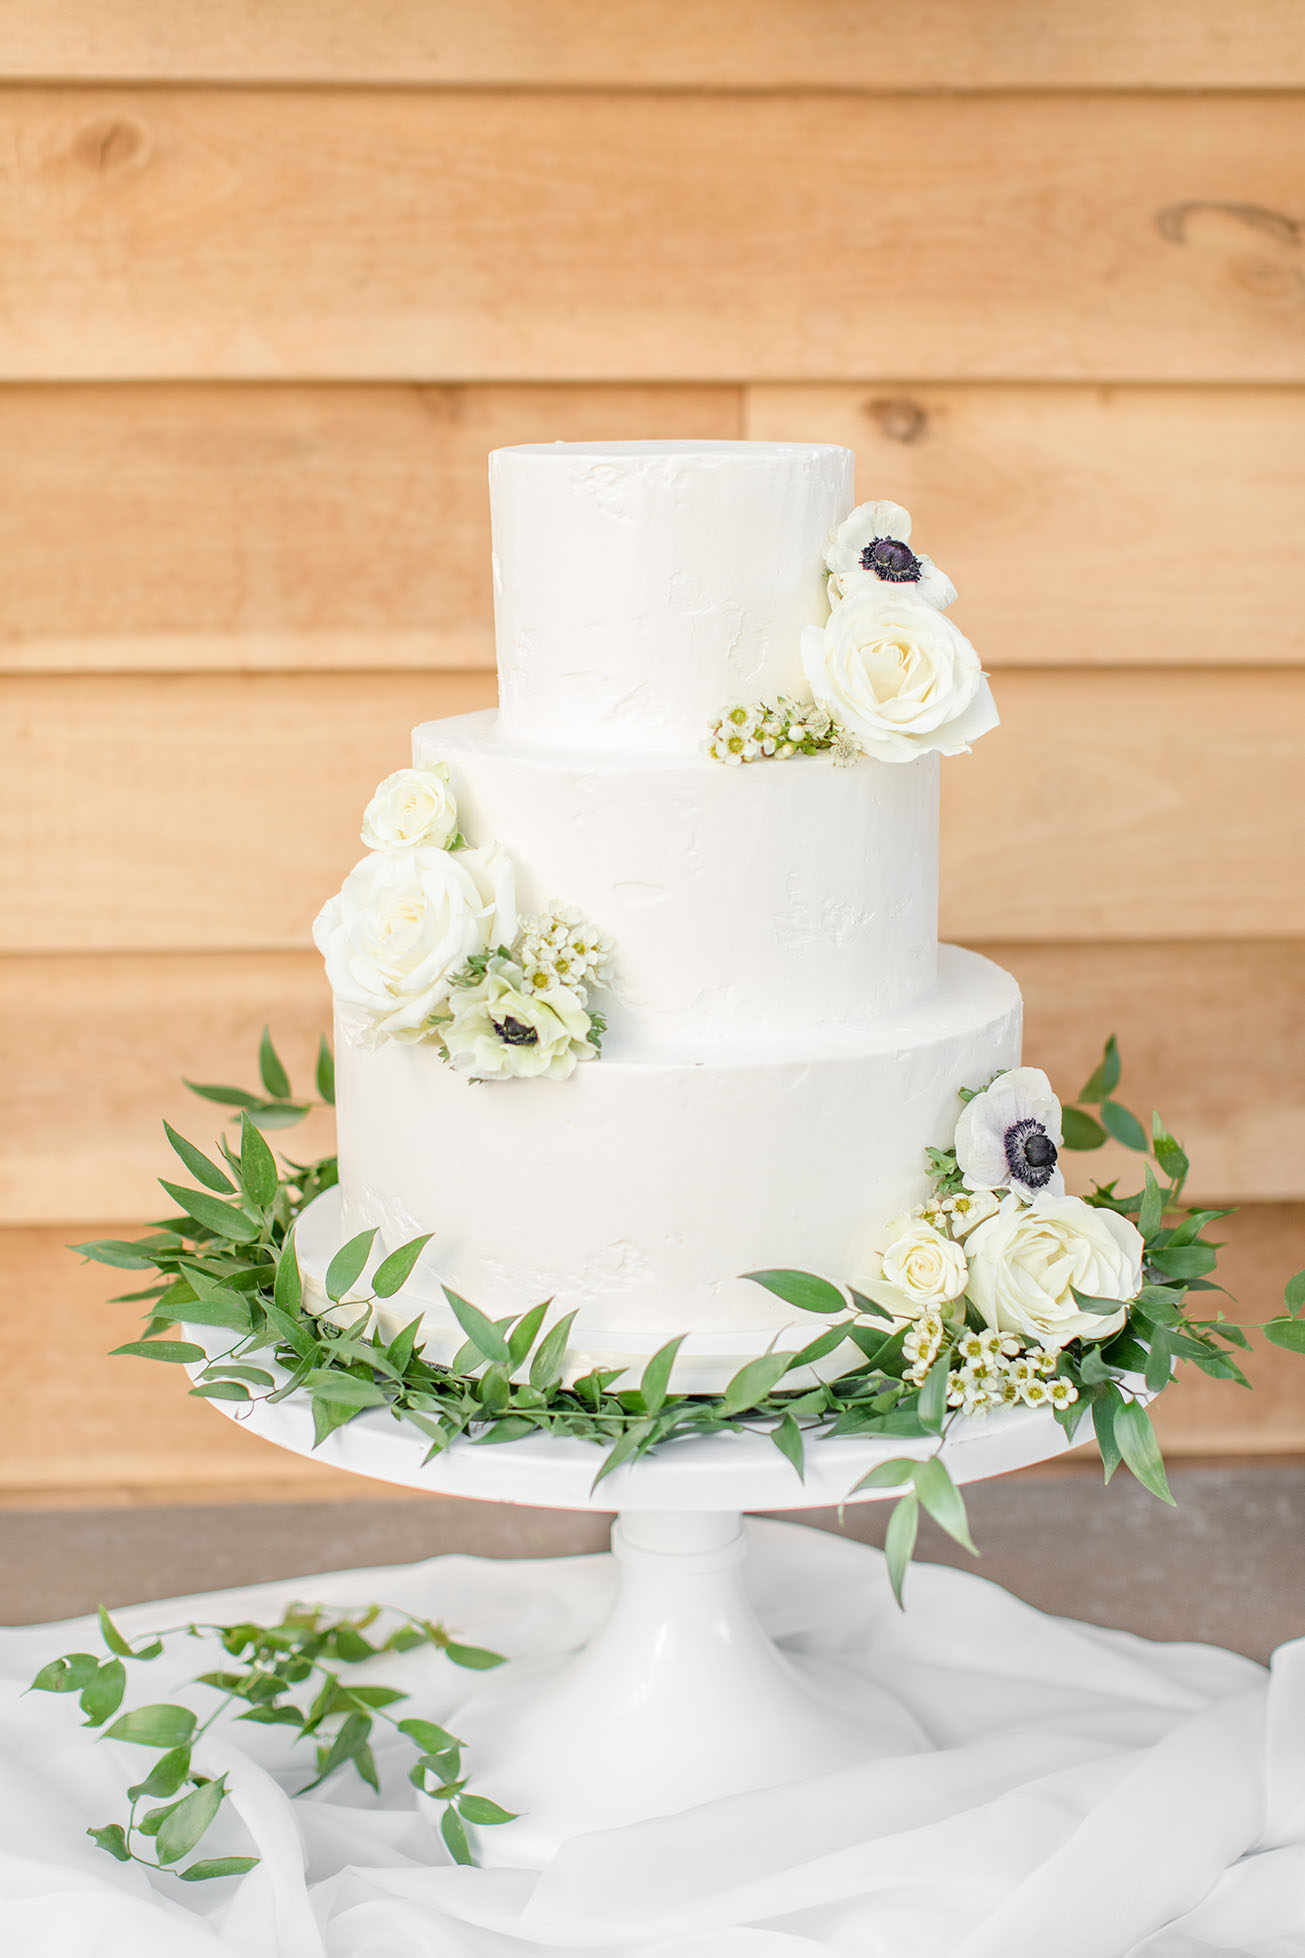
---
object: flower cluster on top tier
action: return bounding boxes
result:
[313,766,611,1081]
[853,1065,1147,1417]
[706,497,998,768]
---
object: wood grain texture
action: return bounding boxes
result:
[0,385,741,675]
[4,90,1305,381]
[6,382,1303,675]
[747,384,1305,668]
[6,668,1299,952]
[3,1205,1300,1498]
[4,1,1302,89]
[3,940,1302,1225]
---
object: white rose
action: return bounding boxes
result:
[964,1193,1144,1351]
[313,844,517,1042]
[857,1218,969,1322]
[800,590,998,764]
[823,499,957,611]
[444,959,596,1081]
[954,1066,1065,1202]
[361,765,459,852]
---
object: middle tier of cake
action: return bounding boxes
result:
[415,710,940,1050]
[317,944,1022,1391]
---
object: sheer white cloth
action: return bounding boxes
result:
[0,1519,1301,1957]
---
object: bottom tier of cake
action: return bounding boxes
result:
[312,945,1021,1391]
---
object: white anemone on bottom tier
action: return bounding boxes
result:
[414,711,940,1048]
[308,945,1021,1393]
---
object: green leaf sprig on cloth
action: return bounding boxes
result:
[30,1596,511,1876]
[76,1033,1304,1620]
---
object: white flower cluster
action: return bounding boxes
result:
[945,1330,1078,1417]
[313,767,613,1082]
[703,699,859,768]
[707,497,999,771]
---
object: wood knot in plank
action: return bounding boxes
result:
[1156,201,1301,248]
[864,396,928,444]
[72,118,146,174]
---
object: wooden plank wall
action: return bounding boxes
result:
[2,2,1303,1502]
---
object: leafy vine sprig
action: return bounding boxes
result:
[30,1598,512,1875]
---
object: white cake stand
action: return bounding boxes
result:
[200,1374,1070,1864]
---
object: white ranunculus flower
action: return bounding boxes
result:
[313,844,517,1042]
[964,1193,1144,1351]
[823,499,957,611]
[857,1218,970,1322]
[360,764,459,852]
[954,1067,1065,1202]
[800,591,998,764]
[444,959,596,1081]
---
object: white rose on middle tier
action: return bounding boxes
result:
[313,844,517,1042]
[857,1217,969,1322]
[964,1193,1145,1351]
[800,589,998,764]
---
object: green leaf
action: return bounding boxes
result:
[398,1717,461,1753]
[848,1456,918,1497]
[1284,1268,1305,1317]
[770,1410,805,1480]
[1092,1384,1124,1482]
[916,1360,948,1435]
[112,1339,207,1365]
[1138,1164,1164,1241]
[1264,1316,1305,1354]
[70,1237,157,1271]
[305,1373,387,1407]
[441,1804,472,1865]
[1078,1034,1121,1104]
[155,1774,229,1866]
[301,1711,372,1792]
[325,1229,378,1304]
[96,1603,134,1658]
[189,1380,252,1402]
[529,1310,577,1391]
[159,1180,262,1244]
[723,1349,792,1416]
[258,1026,292,1101]
[639,1336,685,1415]
[87,1823,132,1862]
[79,1659,125,1726]
[372,1234,434,1299]
[505,1301,549,1370]
[163,1123,236,1195]
[31,1652,100,1694]
[1114,1398,1174,1505]
[103,1704,197,1748]
[245,1101,312,1130]
[203,1363,274,1387]
[1147,1243,1218,1280]
[912,1456,977,1556]
[742,1270,847,1315]
[884,1490,920,1609]
[316,1035,336,1106]
[443,1288,510,1364]
[274,1232,303,1314]
[1061,1106,1107,1151]
[184,1080,263,1110]
[458,1794,517,1826]
[238,1113,279,1210]
[443,1641,507,1671]
[180,1856,260,1882]
[1151,1113,1189,1185]
[1100,1099,1149,1152]
[127,1747,193,1801]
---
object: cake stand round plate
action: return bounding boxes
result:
[198,1372,1072,1863]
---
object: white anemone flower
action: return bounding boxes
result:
[953,1067,1066,1201]
[824,499,958,612]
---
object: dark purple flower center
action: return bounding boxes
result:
[1004,1117,1058,1188]
[493,1014,539,1047]
[859,536,922,583]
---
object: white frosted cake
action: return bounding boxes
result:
[305,440,1021,1390]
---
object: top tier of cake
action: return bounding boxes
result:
[491,440,854,751]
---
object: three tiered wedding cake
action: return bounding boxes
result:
[306,440,1021,1389]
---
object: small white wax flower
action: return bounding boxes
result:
[947,1187,1002,1237]
[361,765,460,852]
[954,1068,1066,1202]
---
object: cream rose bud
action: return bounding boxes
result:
[857,1218,970,1322]
[964,1193,1145,1352]
[800,591,998,765]
[313,844,517,1043]
[444,960,595,1082]
[361,765,459,852]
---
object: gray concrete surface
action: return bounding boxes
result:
[3,1460,1302,1661]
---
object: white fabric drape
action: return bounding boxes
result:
[1,1519,1301,1957]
